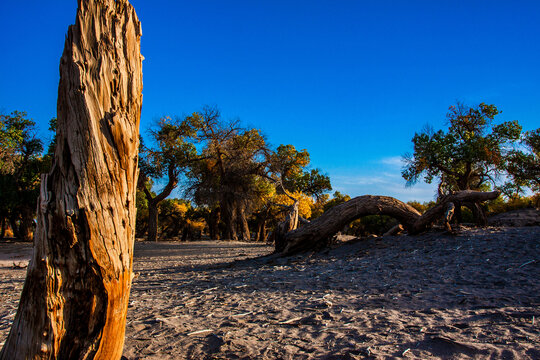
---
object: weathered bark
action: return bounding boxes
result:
[279,191,499,255]
[0,0,142,359]
[383,224,404,236]
[274,200,299,253]
[443,203,455,232]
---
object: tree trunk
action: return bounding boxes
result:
[209,207,221,240]
[140,170,178,242]
[18,206,34,242]
[278,191,499,255]
[274,200,299,253]
[9,215,20,240]
[454,201,463,223]
[0,0,143,359]
[181,227,189,242]
[0,217,6,240]
[256,218,267,242]
[238,203,250,241]
[147,201,159,242]
[222,198,238,241]
[465,202,488,226]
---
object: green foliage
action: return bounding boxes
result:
[270,144,331,199]
[349,215,398,237]
[0,111,50,240]
[504,128,540,194]
[0,111,43,174]
[406,200,436,214]
[139,115,200,183]
[138,114,205,241]
[402,102,522,194]
[486,195,537,215]
[323,191,351,212]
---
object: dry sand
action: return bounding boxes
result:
[0,226,539,359]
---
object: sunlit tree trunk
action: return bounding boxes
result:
[0,0,143,359]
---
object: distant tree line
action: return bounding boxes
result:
[0,102,538,242]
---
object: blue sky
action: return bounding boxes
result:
[1,1,539,201]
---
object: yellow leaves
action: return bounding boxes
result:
[273,191,314,219]
[173,202,189,216]
[187,219,205,232]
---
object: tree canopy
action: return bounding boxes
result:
[0,111,50,240]
[504,128,540,194]
[138,114,202,241]
[402,102,522,194]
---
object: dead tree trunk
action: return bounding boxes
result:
[278,191,499,255]
[274,200,299,252]
[0,0,143,359]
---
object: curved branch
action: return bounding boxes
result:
[279,190,499,255]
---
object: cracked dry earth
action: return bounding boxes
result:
[1,226,539,359]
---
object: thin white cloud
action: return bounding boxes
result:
[380,156,404,168]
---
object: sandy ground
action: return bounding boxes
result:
[0,226,539,359]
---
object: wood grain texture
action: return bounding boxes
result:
[0,0,142,359]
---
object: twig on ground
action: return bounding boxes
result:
[278,317,303,325]
[519,260,536,268]
[233,311,253,317]
[187,329,213,336]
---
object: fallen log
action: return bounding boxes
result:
[278,190,499,255]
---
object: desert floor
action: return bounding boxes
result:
[1,226,539,359]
